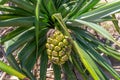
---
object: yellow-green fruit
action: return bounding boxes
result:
[46,29,71,65]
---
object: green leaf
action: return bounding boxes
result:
[71,52,89,80]
[6,54,21,72]
[22,67,36,80]
[0,17,34,27]
[73,41,101,80]
[68,0,86,18]
[18,41,36,66]
[78,0,120,22]
[1,27,30,43]
[71,26,120,61]
[73,29,120,79]
[40,51,48,80]
[5,29,34,55]
[0,14,20,20]
[53,0,69,9]
[53,64,61,80]
[22,51,36,71]
[29,0,37,5]
[46,0,56,15]
[98,45,120,60]
[19,43,45,80]
[58,1,76,18]
[112,14,120,34]
[20,45,44,80]
[0,5,32,16]
[20,43,45,71]
[35,0,41,59]
[41,0,56,16]
[88,48,120,79]
[0,60,27,80]
[93,16,115,22]
[9,0,35,13]
[52,13,71,37]
[62,62,76,80]
[67,19,118,44]
[70,0,100,19]
[0,0,8,5]
[18,28,47,63]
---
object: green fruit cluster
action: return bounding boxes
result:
[46,29,71,65]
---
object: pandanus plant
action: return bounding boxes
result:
[0,0,120,80]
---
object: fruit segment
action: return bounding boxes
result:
[46,29,71,65]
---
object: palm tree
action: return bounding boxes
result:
[0,0,120,80]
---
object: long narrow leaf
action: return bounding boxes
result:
[67,20,119,45]
[98,45,120,60]
[88,48,120,79]
[29,0,37,5]
[78,0,120,21]
[0,0,7,5]
[71,0,100,19]
[22,67,36,80]
[74,29,120,79]
[112,14,120,34]
[18,41,36,65]
[40,51,48,80]
[68,0,86,18]
[0,44,21,72]
[1,27,30,43]
[42,0,56,16]
[0,17,34,27]
[35,0,41,58]
[0,14,20,20]
[5,29,34,55]
[73,41,101,80]
[62,62,76,80]
[46,0,56,15]
[58,1,76,18]
[9,0,34,13]
[71,26,120,61]
[22,51,36,71]
[53,64,61,80]
[0,60,27,80]
[21,46,45,80]
[71,52,89,80]
[6,54,21,72]
[0,5,32,16]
